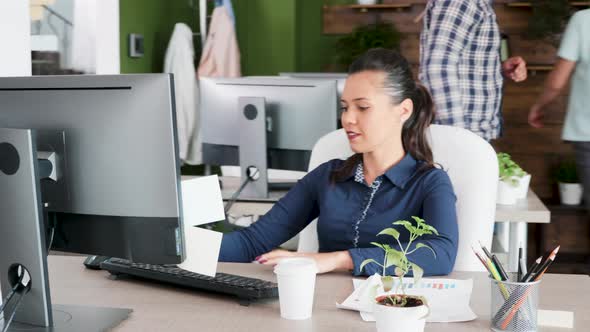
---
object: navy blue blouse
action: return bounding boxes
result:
[219,154,459,276]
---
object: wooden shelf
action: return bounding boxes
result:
[527,65,554,71]
[507,1,590,7]
[323,3,412,12]
[545,203,587,214]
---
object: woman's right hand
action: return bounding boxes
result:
[528,104,545,128]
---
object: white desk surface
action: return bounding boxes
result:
[495,189,551,224]
[48,256,588,332]
[183,176,551,224]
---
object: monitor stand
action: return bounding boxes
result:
[238,97,269,199]
[0,128,131,332]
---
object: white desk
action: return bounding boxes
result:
[46,256,588,331]
[496,189,551,271]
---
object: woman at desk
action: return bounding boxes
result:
[219,48,458,276]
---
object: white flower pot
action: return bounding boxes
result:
[497,180,518,205]
[373,297,428,332]
[558,182,583,205]
[357,0,377,5]
[515,174,531,199]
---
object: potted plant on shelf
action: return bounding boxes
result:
[553,160,583,205]
[334,22,401,71]
[357,0,378,5]
[497,152,530,204]
[360,216,437,332]
[526,0,572,48]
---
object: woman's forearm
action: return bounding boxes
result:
[331,251,354,271]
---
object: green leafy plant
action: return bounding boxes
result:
[360,216,438,307]
[526,0,572,47]
[553,160,579,184]
[334,23,401,70]
[498,152,526,186]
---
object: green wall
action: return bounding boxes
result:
[233,0,297,76]
[233,0,342,75]
[119,0,198,73]
[296,0,342,72]
[119,0,342,75]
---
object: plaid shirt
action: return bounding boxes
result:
[419,0,503,141]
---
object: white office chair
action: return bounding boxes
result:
[296,124,498,272]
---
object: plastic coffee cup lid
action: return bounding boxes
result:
[273,257,318,275]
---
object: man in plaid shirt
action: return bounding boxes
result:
[420,0,528,141]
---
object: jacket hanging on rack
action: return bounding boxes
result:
[197,5,241,78]
[71,0,97,73]
[164,23,201,165]
[215,0,235,25]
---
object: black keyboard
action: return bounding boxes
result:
[100,258,278,305]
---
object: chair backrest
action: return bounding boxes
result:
[297,125,498,272]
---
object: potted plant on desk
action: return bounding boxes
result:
[554,160,583,205]
[497,152,530,205]
[360,216,438,332]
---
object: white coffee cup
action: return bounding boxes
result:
[273,257,318,320]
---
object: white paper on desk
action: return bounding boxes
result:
[337,278,477,323]
[537,309,574,328]
[181,175,225,226]
[178,226,222,277]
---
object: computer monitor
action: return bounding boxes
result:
[278,72,347,96]
[199,77,338,198]
[0,74,183,330]
[279,72,347,126]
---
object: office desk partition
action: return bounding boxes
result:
[47,256,587,331]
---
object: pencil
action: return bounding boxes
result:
[533,245,560,278]
[500,245,560,329]
[471,245,510,299]
[471,245,488,269]
[517,246,523,281]
[479,241,493,260]
[520,256,541,282]
[491,254,509,281]
[526,245,560,282]
[486,258,511,299]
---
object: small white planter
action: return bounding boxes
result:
[357,0,377,5]
[497,180,519,205]
[558,182,583,205]
[373,297,428,332]
[515,174,531,199]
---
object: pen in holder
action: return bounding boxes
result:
[490,273,540,332]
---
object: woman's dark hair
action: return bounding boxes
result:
[332,48,435,182]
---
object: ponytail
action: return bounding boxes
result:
[402,83,435,169]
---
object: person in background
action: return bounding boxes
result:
[219,48,458,276]
[529,9,590,210]
[420,0,527,141]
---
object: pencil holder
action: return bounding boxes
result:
[490,275,541,332]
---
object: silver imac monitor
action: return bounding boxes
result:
[0,74,183,330]
[199,77,338,198]
[278,72,347,79]
[278,72,347,96]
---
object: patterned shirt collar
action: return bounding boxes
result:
[347,153,418,189]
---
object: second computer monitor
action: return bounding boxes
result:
[200,77,338,172]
